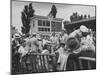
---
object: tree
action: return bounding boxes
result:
[21,3,35,35]
[50,5,57,18]
[28,3,35,17]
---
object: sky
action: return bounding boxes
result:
[11,0,95,33]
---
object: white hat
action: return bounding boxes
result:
[80,25,88,32]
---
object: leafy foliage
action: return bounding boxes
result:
[50,5,57,18]
[21,3,35,35]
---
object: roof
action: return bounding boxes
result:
[65,17,96,25]
[31,15,63,21]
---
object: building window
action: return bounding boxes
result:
[38,20,42,26]
[38,27,50,32]
[47,28,50,32]
[56,22,62,31]
[43,21,45,26]
[38,28,42,31]
[38,20,50,27]
[41,28,44,31]
[44,28,47,31]
[51,21,56,32]
[51,21,62,32]
[46,20,50,26]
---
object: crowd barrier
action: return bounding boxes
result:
[13,53,96,74]
[14,53,57,74]
[66,57,96,71]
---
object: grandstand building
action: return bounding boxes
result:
[64,17,96,33]
[29,15,63,37]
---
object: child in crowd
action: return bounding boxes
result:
[55,43,70,71]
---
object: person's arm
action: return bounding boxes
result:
[68,52,81,59]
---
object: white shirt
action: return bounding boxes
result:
[18,46,28,57]
[60,34,69,43]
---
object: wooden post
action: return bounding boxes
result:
[78,59,83,70]
[87,60,91,69]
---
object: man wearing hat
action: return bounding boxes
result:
[60,29,69,44]
[69,25,89,38]
[50,32,59,53]
[29,32,39,52]
[79,28,96,57]
[65,25,89,56]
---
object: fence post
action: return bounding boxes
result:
[78,59,83,70]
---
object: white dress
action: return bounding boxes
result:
[56,47,70,71]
